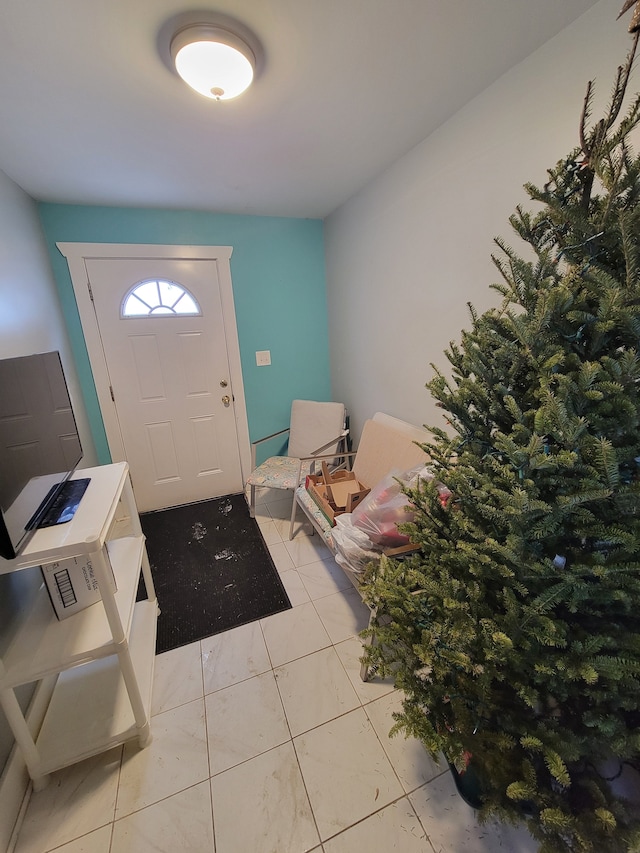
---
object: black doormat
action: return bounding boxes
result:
[138,494,291,654]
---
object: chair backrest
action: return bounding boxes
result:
[287,400,346,458]
[352,416,428,486]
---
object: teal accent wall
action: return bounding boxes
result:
[37,204,331,464]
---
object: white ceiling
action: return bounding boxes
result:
[0,0,602,219]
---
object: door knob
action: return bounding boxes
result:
[222,395,231,405]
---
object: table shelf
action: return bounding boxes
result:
[1,536,146,687]
[0,462,157,789]
[34,600,157,777]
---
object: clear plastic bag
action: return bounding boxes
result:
[331,513,381,574]
[351,465,435,547]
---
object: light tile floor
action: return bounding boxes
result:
[13,492,538,853]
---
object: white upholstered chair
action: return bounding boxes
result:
[246,400,348,528]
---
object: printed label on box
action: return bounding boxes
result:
[41,554,116,620]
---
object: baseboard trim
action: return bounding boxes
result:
[0,676,56,853]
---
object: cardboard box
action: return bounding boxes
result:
[306,467,370,526]
[41,554,117,620]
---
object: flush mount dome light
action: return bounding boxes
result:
[170,23,256,100]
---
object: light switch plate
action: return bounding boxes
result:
[256,350,271,366]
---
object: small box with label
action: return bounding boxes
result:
[41,554,117,620]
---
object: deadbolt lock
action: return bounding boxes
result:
[220,380,228,387]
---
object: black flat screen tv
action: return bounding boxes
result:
[0,351,86,560]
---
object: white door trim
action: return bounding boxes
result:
[57,242,252,485]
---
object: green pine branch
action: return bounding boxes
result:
[359,25,640,853]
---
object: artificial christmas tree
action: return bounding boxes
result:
[360,11,640,853]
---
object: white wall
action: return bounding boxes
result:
[324,0,634,442]
[0,169,97,850]
[0,170,96,463]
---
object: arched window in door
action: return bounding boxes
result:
[121,279,201,317]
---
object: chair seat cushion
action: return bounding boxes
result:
[246,457,312,490]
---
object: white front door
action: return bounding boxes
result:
[60,246,250,513]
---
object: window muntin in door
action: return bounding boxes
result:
[121,279,201,317]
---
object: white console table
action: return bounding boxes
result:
[0,462,158,790]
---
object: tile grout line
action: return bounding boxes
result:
[262,493,450,851]
[198,636,217,851]
[31,493,438,853]
[107,746,121,853]
[288,719,324,850]
[263,496,374,850]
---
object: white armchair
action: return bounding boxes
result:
[246,400,348,527]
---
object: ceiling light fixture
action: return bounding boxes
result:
[169,22,256,101]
